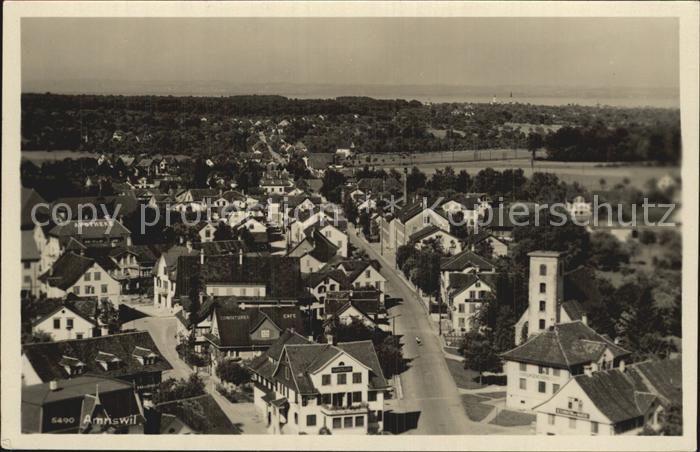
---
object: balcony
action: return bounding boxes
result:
[320,402,369,415]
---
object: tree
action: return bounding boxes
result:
[589,231,630,271]
[216,359,251,386]
[375,335,405,378]
[461,331,500,383]
[214,223,234,241]
[155,373,206,404]
[615,283,672,360]
[98,299,120,333]
[320,169,346,203]
[526,132,545,163]
[406,167,426,195]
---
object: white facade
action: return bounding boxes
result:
[33,306,96,341]
[44,262,122,303]
[534,377,661,436]
[504,361,572,410]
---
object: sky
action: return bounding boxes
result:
[21,17,679,95]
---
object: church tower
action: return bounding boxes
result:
[526,251,564,338]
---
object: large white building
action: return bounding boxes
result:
[533,358,681,436]
[501,251,632,411]
[248,330,391,434]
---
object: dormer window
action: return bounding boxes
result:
[133,346,158,365]
[95,351,122,371]
[59,355,86,376]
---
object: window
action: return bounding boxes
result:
[458,304,465,313]
[364,270,370,278]
[569,418,576,429]
[458,318,465,328]
[519,363,527,372]
[355,416,365,427]
[469,290,476,299]
[322,375,331,385]
[368,391,377,401]
[76,333,84,339]
[538,381,546,393]
[352,372,362,384]
[260,329,270,339]
[539,283,546,293]
[538,366,548,375]
[24,276,32,284]
[66,318,74,329]
[352,392,362,403]
[306,415,316,426]
[475,281,481,288]
[343,417,353,428]
[53,318,61,329]
[337,373,347,385]
[332,418,342,429]
[553,368,560,377]
[294,412,298,424]
[84,272,91,281]
[539,301,546,312]
[591,421,599,434]
[548,414,555,425]
[24,262,31,269]
[519,378,526,390]
[553,384,560,393]
[539,264,547,276]
[101,284,108,294]
[94,272,101,281]
[539,319,546,330]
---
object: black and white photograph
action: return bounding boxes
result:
[2,2,697,450]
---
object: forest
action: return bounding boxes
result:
[21,93,681,163]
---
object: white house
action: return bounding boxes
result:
[39,252,122,302]
[533,358,681,436]
[409,225,462,255]
[31,303,98,341]
[445,273,495,334]
[248,330,390,435]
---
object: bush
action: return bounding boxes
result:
[155,373,206,404]
[216,359,251,386]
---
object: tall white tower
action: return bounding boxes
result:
[527,251,564,337]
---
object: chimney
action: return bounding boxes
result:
[49,380,59,391]
[583,366,593,377]
[619,360,626,372]
[179,235,184,245]
[185,240,193,253]
[200,248,205,265]
[238,248,243,266]
[581,314,588,326]
[326,333,334,345]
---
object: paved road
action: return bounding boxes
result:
[348,224,516,435]
[129,310,268,433]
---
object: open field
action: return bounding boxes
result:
[347,151,679,190]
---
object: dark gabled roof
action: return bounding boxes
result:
[29,299,98,327]
[84,247,120,272]
[22,331,172,382]
[175,254,306,299]
[500,321,631,368]
[560,300,586,322]
[573,369,656,424]
[21,187,48,230]
[408,224,446,243]
[564,266,603,307]
[303,269,352,290]
[308,230,339,263]
[22,375,133,406]
[39,252,98,290]
[336,340,390,390]
[22,230,41,261]
[625,358,682,407]
[207,302,306,349]
[187,188,219,200]
[440,250,495,272]
[325,290,381,317]
[447,272,497,299]
[48,219,131,240]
